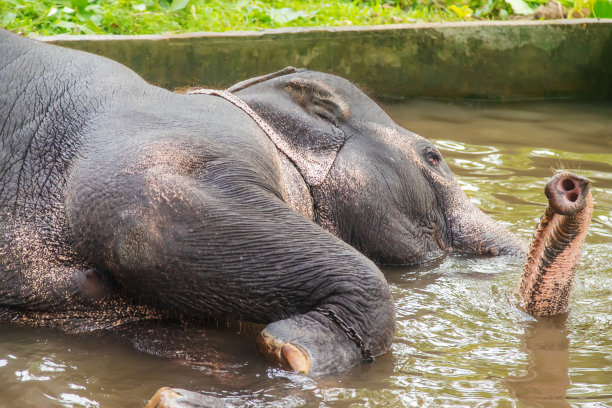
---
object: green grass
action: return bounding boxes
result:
[0,0,610,36]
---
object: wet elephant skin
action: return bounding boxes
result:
[0,29,523,378]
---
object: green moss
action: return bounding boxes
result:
[0,0,601,36]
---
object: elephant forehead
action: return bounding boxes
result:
[372,125,421,158]
[372,125,454,188]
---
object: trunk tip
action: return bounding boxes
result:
[544,172,590,216]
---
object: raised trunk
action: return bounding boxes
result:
[519,172,593,317]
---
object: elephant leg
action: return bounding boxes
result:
[67,165,395,376]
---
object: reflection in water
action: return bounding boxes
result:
[505,317,571,408]
[0,100,610,407]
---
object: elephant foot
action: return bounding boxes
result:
[254,313,368,376]
[255,330,311,374]
[144,387,225,408]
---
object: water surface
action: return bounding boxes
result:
[0,100,610,407]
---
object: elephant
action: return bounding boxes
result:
[0,27,527,381]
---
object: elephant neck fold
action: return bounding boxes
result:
[185,88,315,185]
[185,88,314,219]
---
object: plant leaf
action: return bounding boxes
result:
[169,0,189,12]
[268,7,312,24]
[449,4,473,18]
[57,20,76,29]
[1,11,17,26]
[506,0,534,14]
[593,0,612,17]
[71,0,88,10]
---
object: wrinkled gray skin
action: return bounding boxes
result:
[0,29,524,383]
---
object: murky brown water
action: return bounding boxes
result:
[0,100,610,407]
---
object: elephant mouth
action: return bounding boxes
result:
[518,172,593,317]
[433,224,450,252]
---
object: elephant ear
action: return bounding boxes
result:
[227,66,304,93]
[233,74,350,187]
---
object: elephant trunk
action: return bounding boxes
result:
[444,187,527,257]
[519,172,593,317]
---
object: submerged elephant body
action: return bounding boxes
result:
[0,29,526,376]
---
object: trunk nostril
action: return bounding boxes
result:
[546,172,590,215]
[561,178,580,203]
[560,178,579,202]
[562,178,575,192]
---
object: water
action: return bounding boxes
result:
[0,100,610,407]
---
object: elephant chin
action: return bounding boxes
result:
[519,173,593,317]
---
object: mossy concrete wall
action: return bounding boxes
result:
[40,20,612,100]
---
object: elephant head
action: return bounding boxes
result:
[230,68,527,265]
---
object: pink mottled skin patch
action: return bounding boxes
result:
[519,173,593,317]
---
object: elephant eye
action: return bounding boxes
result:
[425,151,441,167]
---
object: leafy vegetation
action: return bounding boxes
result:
[1,0,610,36]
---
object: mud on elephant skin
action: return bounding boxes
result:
[0,28,524,380]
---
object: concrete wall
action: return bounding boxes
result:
[39,20,612,100]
